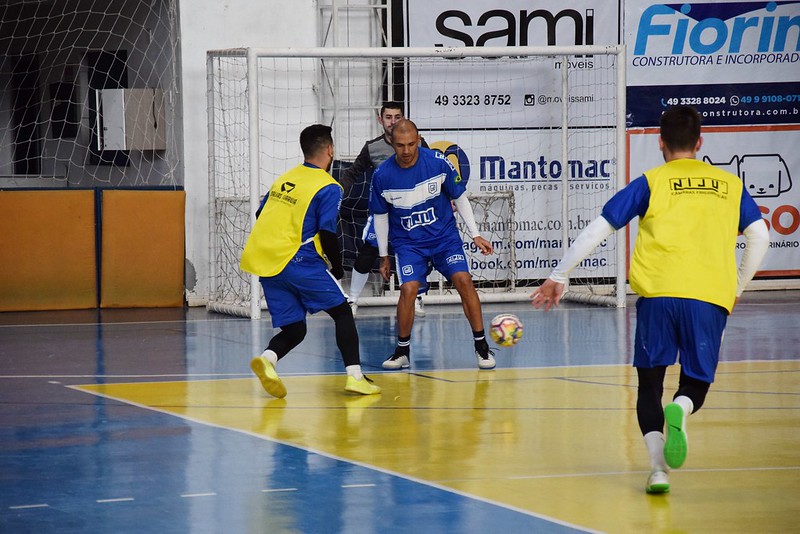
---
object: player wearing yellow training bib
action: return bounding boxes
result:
[240,124,380,398]
[531,106,769,495]
[629,160,743,312]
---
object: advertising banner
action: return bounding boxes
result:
[425,130,617,279]
[626,1,800,127]
[628,125,800,274]
[402,0,621,129]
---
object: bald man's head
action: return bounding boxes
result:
[390,119,421,169]
[391,119,418,138]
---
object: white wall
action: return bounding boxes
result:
[179,0,319,303]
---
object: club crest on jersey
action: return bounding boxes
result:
[428,182,439,195]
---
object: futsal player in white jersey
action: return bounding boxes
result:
[370,119,497,370]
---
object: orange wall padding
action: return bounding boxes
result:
[100,190,185,308]
[0,190,97,311]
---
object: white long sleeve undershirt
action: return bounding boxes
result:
[374,213,390,257]
[549,216,615,284]
[736,219,769,296]
[453,193,481,238]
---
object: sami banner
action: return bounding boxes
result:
[402,0,621,129]
[626,0,800,127]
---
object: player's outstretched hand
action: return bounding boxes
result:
[379,256,392,282]
[473,235,493,255]
[530,279,565,312]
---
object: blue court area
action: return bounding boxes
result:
[1,292,799,533]
[4,402,571,533]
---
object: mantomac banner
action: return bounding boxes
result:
[402,0,621,129]
[626,0,800,127]
[423,130,617,280]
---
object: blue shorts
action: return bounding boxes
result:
[363,215,428,295]
[394,232,468,286]
[633,297,728,383]
[259,254,347,328]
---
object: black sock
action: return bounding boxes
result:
[473,330,487,346]
[396,335,411,356]
[473,331,490,355]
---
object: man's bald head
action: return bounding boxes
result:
[391,119,418,138]
[390,119,421,169]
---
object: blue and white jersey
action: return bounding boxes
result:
[369,147,466,248]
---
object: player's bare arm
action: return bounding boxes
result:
[379,256,392,281]
[473,235,493,255]
[530,279,565,311]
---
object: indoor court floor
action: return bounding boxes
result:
[1,291,798,533]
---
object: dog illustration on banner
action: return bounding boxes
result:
[703,154,792,199]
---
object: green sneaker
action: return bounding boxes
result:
[345,375,381,395]
[664,402,688,469]
[645,470,670,494]
[250,355,287,399]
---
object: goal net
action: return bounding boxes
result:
[0,1,182,189]
[207,46,626,319]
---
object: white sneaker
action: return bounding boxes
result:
[476,347,496,369]
[349,300,358,318]
[382,353,410,370]
[645,470,670,494]
[414,298,426,317]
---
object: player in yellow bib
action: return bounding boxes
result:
[530,106,769,494]
[241,124,380,397]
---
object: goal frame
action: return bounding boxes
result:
[206,45,627,319]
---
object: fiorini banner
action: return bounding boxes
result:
[626,0,800,127]
[402,0,620,129]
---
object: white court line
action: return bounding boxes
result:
[9,504,49,510]
[96,497,134,503]
[261,488,298,493]
[0,374,250,379]
[72,386,601,534]
[506,465,800,480]
[181,492,217,498]
[341,483,376,488]
[0,372,341,380]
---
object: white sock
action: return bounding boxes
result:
[349,270,370,302]
[345,365,363,380]
[644,431,668,472]
[261,349,278,365]
[673,395,694,416]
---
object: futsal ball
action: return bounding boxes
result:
[489,313,524,347]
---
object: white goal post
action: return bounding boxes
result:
[207,46,627,319]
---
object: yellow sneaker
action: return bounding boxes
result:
[250,355,287,399]
[344,375,381,395]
